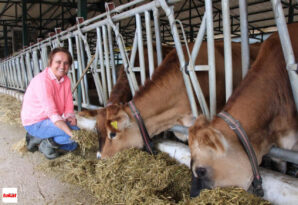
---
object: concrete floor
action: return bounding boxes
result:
[0,123,97,205]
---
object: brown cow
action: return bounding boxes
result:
[97,41,261,158]
[188,23,298,197]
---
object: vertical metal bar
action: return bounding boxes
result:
[188,13,210,118]
[41,45,48,70]
[75,35,84,111]
[10,60,17,88]
[205,0,216,118]
[32,49,40,75]
[22,0,28,46]
[160,1,198,117]
[102,25,113,96]
[136,13,146,85]
[271,0,298,111]
[153,8,163,65]
[129,32,139,70]
[67,37,78,102]
[239,0,250,79]
[97,27,108,101]
[191,13,206,63]
[25,52,33,82]
[78,35,89,105]
[145,11,155,78]
[7,60,13,88]
[16,57,23,90]
[222,0,233,101]
[20,54,28,88]
[108,25,117,85]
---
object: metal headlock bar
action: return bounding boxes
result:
[0,0,297,115]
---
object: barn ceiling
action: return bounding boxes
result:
[0,0,297,57]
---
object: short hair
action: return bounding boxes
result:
[48,47,73,67]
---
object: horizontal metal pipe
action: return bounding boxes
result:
[267,147,298,164]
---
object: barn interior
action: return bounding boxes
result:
[0,0,297,204]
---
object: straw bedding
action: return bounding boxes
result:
[0,94,22,126]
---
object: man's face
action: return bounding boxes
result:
[50,51,70,80]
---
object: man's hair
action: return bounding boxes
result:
[48,47,73,66]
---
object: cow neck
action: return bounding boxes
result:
[215,42,291,161]
[128,78,189,137]
[127,100,154,155]
[217,111,264,197]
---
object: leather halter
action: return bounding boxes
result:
[128,100,154,155]
[217,111,264,197]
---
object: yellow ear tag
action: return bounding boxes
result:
[111,121,118,129]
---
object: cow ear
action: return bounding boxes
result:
[109,110,130,131]
[195,128,227,154]
[106,105,131,132]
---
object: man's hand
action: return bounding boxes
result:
[66,116,77,126]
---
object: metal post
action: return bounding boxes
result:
[153,8,163,65]
[108,25,117,85]
[102,25,113,95]
[222,0,233,101]
[271,0,298,111]
[20,54,28,88]
[205,0,216,117]
[32,49,40,75]
[97,27,108,102]
[239,0,250,79]
[22,0,28,47]
[136,13,146,85]
[145,11,155,78]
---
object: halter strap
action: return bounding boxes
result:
[128,100,154,155]
[217,111,264,197]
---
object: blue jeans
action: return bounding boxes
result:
[24,119,79,151]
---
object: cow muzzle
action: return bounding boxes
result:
[96,151,102,159]
[190,172,212,198]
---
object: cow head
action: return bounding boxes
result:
[188,115,252,198]
[96,104,143,159]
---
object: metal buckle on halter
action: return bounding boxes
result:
[228,119,240,130]
[252,177,264,197]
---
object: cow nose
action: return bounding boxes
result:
[96,151,102,159]
[190,172,202,198]
[190,169,212,198]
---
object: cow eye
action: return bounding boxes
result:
[109,132,116,139]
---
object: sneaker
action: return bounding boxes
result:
[26,133,42,152]
[39,138,60,160]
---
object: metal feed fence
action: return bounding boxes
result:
[0,0,297,117]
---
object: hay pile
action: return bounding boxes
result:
[40,149,190,204]
[0,94,22,126]
[188,187,271,205]
[39,148,270,205]
[71,129,98,155]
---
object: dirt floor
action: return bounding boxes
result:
[0,123,97,205]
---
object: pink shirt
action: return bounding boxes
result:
[21,67,75,126]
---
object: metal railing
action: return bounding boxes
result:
[0,0,297,115]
